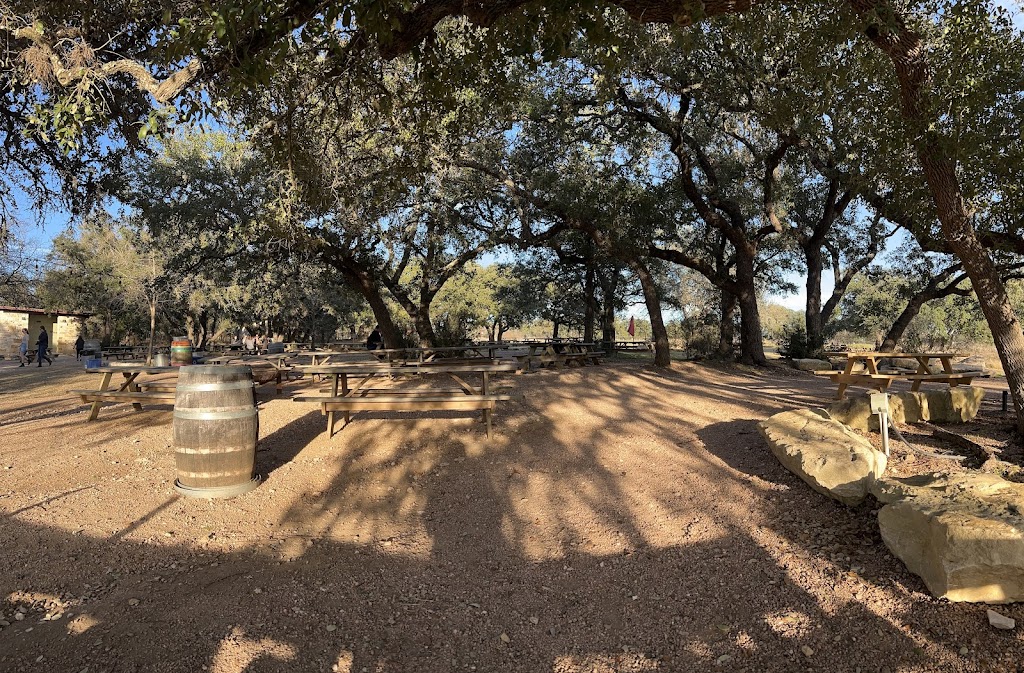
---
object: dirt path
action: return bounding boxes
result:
[0,357,1020,672]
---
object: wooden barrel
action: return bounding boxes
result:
[170,337,193,366]
[172,365,260,498]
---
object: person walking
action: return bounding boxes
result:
[75,334,85,361]
[18,328,29,366]
[36,326,52,367]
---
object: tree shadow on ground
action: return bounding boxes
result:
[2,361,1020,672]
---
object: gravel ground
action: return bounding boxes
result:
[1,356,1022,672]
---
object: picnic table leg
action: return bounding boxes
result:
[341,373,350,427]
[836,359,857,400]
[127,375,144,411]
[88,372,114,421]
[482,371,492,435]
[327,374,340,436]
[911,356,932,392]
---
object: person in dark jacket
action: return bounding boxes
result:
[36,326,52,366]
[366,325,384,350]
[75,334,85,360]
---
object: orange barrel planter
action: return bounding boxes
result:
[170,336,193,366]
[172,365,260,498]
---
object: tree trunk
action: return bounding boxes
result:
[632,258,671,367]
[414,291,437,347]
[147,295,157,365]
[600,273,618,352]
[718,290,737,359]
[583,266,596,343]
[879,294,928,352]
[346,270,401,349]
[734,254,767,365]
[804,244,825,351]
[552,320,560,340]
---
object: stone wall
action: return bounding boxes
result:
[0,310,28,357]
[55,315,84,355]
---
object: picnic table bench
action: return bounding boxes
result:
[817,351,988,399]
[293,361,520,437]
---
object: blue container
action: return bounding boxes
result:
[86,358,102,369]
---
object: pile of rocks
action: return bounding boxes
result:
[759,387,1024,604]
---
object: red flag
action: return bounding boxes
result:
[627,316,635,337]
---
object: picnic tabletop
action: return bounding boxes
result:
[820,351,984,399]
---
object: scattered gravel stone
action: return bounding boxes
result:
[801,645,815,657]
[715,654,733,666]
[987,609,1016,630]
[13,613,24,621]
[499,633,510,644]
[128,599,140,607]
[325,624,337,632]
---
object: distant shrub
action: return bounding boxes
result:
[780,325,813,359]
[685,325,724,359]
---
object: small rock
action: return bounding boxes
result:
[0,620,9,627]
[128,599,140,607]
[959,646,969,655]
[499,633,511,644]
[325,624,337,632]
[987,609,1016,630]
[14,613,24,621]
[253,588,262,594]
[801,645,814,657]
[715,654,733,666]
[528,616,539,625]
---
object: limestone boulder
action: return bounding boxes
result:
[921,387,985,423]
[873,472,1024,603]
[892,357,924,371]
[794,358,832,372]
[826,387,984,431]
[759,408,887,506]
[826,395,874,432]
[953,356,992,375]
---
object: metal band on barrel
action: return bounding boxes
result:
[176,381,254,392]
[174,445,253,455]
[173,408,257,421]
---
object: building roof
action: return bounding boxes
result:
[0,306,91,317]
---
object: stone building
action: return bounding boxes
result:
[0,306,89,357]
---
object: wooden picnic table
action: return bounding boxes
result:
[201,354,292,392]
[102,346,148,360]
[612,340,655,352]
[520,341,604,370]
[71,366,179,420]
[820,351,986,400]
[292,361,520,437]
[360,345,503,363]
